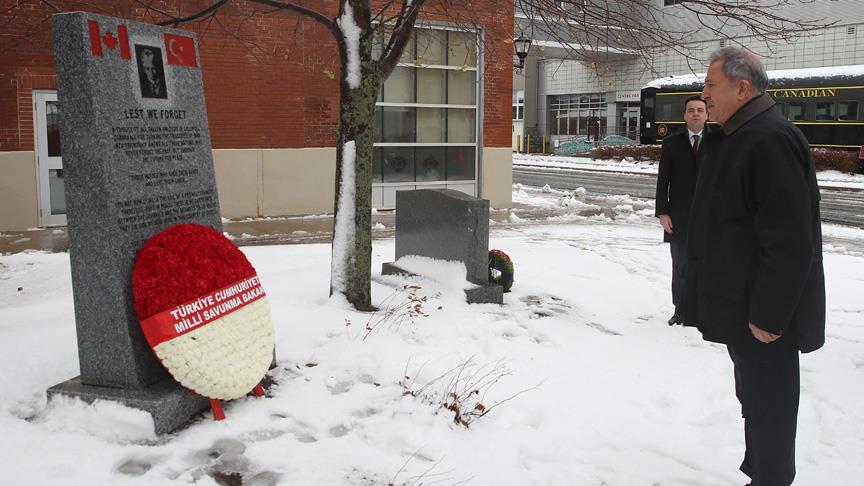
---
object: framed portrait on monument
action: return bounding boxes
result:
[135,44,167,99]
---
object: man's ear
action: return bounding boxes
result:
[737,79,752,100]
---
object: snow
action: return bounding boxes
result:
[330,141,357,294]
[2,188,864,485]
[514,153,864,190]
[391,255,475,290]
[337,1,362,90]
[646,64,864,88]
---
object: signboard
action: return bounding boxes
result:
[616,90,641,103]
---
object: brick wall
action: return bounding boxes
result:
[0,0,513,151]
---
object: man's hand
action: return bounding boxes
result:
[659,214,673,234]
[749,322,781,343]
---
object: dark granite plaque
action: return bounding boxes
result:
[49,12,221,432]
[382,189,502,304]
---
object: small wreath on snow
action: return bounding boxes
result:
[488,249,514,292]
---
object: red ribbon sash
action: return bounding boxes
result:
[140,274,266,347]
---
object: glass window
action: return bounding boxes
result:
[447,109,475,143]
[374,108,382,143]
[49,169,66,214]
[381,106,415,143]
[46,101,61,157]
[417,69,445,104]
[447,70,476,105]
[447,147,475,180]
[416,29,445,65]
[374,28,413,63]
[383,67,414,103]
[787,102,806,121]
[417,108,445,142]
[838,101,859,121]
[570,114,581,135]
[447,31,477,67]
[815,102,835,121]
[512,106,518,120]
[416,147,445,181]
[382,147,414,182]
[373,27,478,188]
[372,147,383,182]
[773,103,787,118]
[657,100,673,121]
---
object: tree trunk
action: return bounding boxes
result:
[330,29,380,310]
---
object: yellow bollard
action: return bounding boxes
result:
[527,134,531,154]
[516,134,521,153]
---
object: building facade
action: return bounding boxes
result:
[0,1,514,231]
[514,0,864,149]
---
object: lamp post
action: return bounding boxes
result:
[513,32,532,72]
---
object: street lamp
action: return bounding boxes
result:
[513,32,532,71]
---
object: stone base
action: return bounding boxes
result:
[382,262,503,304]
[47,376,209,434]
[464,284,504,304]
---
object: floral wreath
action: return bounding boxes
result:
[488,249,514,292]
[132,224,274,418]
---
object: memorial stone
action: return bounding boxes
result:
[382,189,503,304]
[47,12,222,433]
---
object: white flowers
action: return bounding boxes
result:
[154,297,274,400]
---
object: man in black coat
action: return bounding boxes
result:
[685,47,825,486]
[655,95,706,326]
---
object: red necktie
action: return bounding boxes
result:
[691,134,699,156]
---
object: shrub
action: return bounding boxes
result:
[590,144,860,174]
[811,148,859,173]
[589,144,662,161]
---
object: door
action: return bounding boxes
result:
[512,120,524,151]
[626,107,640,140]
[34,91,67,226]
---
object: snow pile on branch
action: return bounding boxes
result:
[331,141,357,294]
[337,2,362,89]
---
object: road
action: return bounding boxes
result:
[513,165,864,228]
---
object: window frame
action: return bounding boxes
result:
[374,25,480,185]
[837,100,860,122]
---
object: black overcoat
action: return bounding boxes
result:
[683,94,826,353]
[655,128,701,243]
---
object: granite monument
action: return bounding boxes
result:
[382,189,503,304]
[48,12,222,433]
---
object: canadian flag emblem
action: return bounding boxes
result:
[88,20,130,60]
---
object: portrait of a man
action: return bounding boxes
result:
[135,44,167,99]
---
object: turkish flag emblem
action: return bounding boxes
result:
[164,34,197,67]
[88,20,130,60]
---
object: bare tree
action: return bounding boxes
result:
[150,0,830,311]
[1,0,832,310]
[517,0,832,76]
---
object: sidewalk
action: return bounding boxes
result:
[513,153,864,192]
[0,202,559,255]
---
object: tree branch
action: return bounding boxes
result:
[246,0,340,38]
[379,0,428,77]
[157,0,230,26]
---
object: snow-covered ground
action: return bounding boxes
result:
[1,186,863,485]
[514,153,864,190]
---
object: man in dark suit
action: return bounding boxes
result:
[655,95,706,326]
[685,47,825,486]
